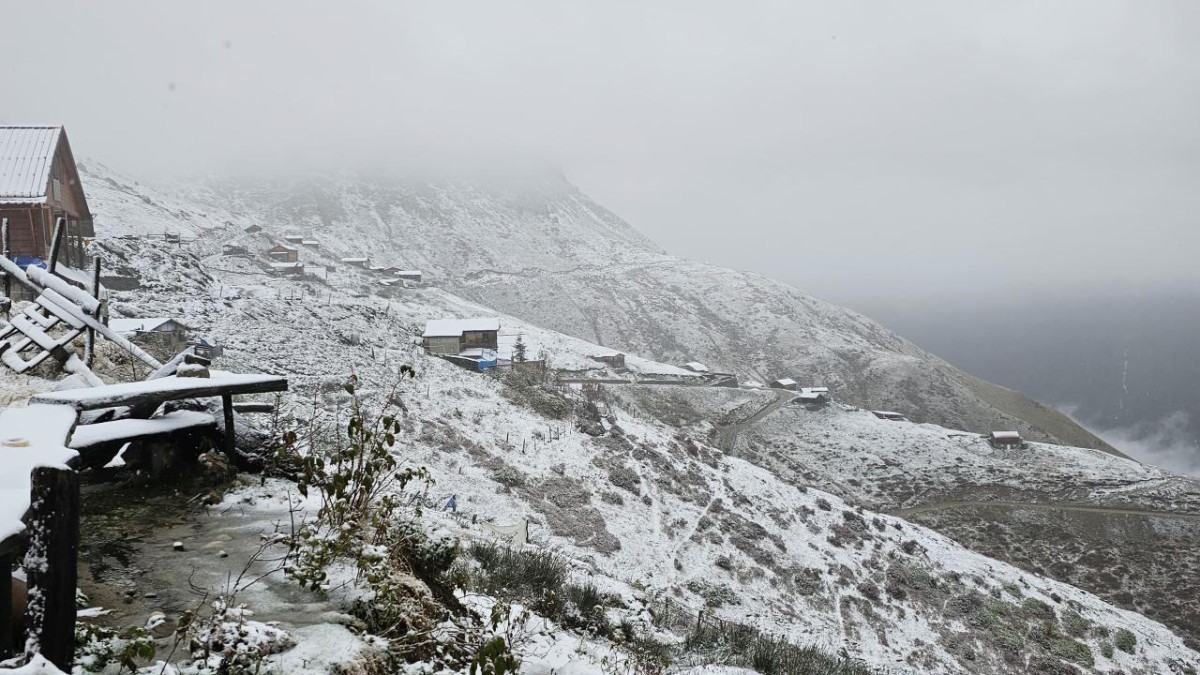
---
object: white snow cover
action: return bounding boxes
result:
[107,317,180,334]
[0,126,62,202]
[0,403,78,542]
[27,163,1197,673]
[0,654,67,674]
[422,317,500,337]
[67,410,214,449]
[29,372,285,409]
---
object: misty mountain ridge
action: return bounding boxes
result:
[859,295,1200,475]
[51,163,1200,673]
[78,161,1115,454]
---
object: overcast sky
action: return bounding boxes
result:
[2,1,1196,304]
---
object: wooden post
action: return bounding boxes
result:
[46,218,65,275]
[0,551,12,659]
[222,393,236,457]
[85,258,102,367]
[1,217,10,305]
[23,466,79,671]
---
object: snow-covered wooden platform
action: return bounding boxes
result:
[0,404,77,551]
[29,372,287,411]
[67,410,215,451]
[0,404,79,665]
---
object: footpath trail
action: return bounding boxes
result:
[890,499,1200,522]
[716,390,795,452]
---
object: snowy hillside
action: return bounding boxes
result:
[78,163,1110,453]
[8,208,1181,674]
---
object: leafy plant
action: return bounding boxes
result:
[74,622,156,673]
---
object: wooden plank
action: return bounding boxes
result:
[23,466,79,671]
[232,402,275,414]
[34,296,83,330]
[39,289,159,369]
[1,217,9,303]
[68,411,217,451]
[85,258,100,367]
[30,374,289,411]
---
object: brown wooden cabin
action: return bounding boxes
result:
[989,431,1024,450]
[265,245,298,262]
[422,318,500,355]
[0,126,93,267]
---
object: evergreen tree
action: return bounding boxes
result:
[513,335,528,362]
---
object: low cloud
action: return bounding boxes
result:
[1062,407,1200,477]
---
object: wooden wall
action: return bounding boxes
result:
[0,207,45,257]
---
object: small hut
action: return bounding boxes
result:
[770,378,798,391]
[422,318,500,355]
[989,431,1023,450]
[108,318,191,353]
[244,224,263,234]
[265,245,298,262]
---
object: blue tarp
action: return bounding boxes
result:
[11,255,46,270]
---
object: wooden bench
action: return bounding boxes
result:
[31,372,288,459]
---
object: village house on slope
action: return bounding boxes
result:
[108,317,192,357]
[265,244,298,262]
[770,377,799,391]
[423,318,500,355]
[989,430,1024,450]
[423,318,501,372]
[0,125,93,268]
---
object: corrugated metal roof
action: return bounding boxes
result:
[0,126,62,203]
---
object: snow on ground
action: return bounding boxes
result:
[736,403,1196,511]
[3,200,1198,672]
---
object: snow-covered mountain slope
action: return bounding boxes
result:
[52,230,1200,674]
[78,163,1112,454]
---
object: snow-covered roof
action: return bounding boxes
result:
[283,234,305,240]
[108,318,185,333]
[991,430,1022,440]
[422,318,500,338]
[340,257,369,263]
[301,240,320,245]
[773,377,797,386]
[801,387,829,394]
[684,362,709,372]
[0,126,62,203]
[394,270,422,276]
[269,262,302,269]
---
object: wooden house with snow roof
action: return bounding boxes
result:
[422,318,500,355]
[0,125,93,267]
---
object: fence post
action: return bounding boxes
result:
[23,466,79,670]
[0,551,12,659]
[85,258,102,367]
[1,217,10,304]
[46,218,65,275]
